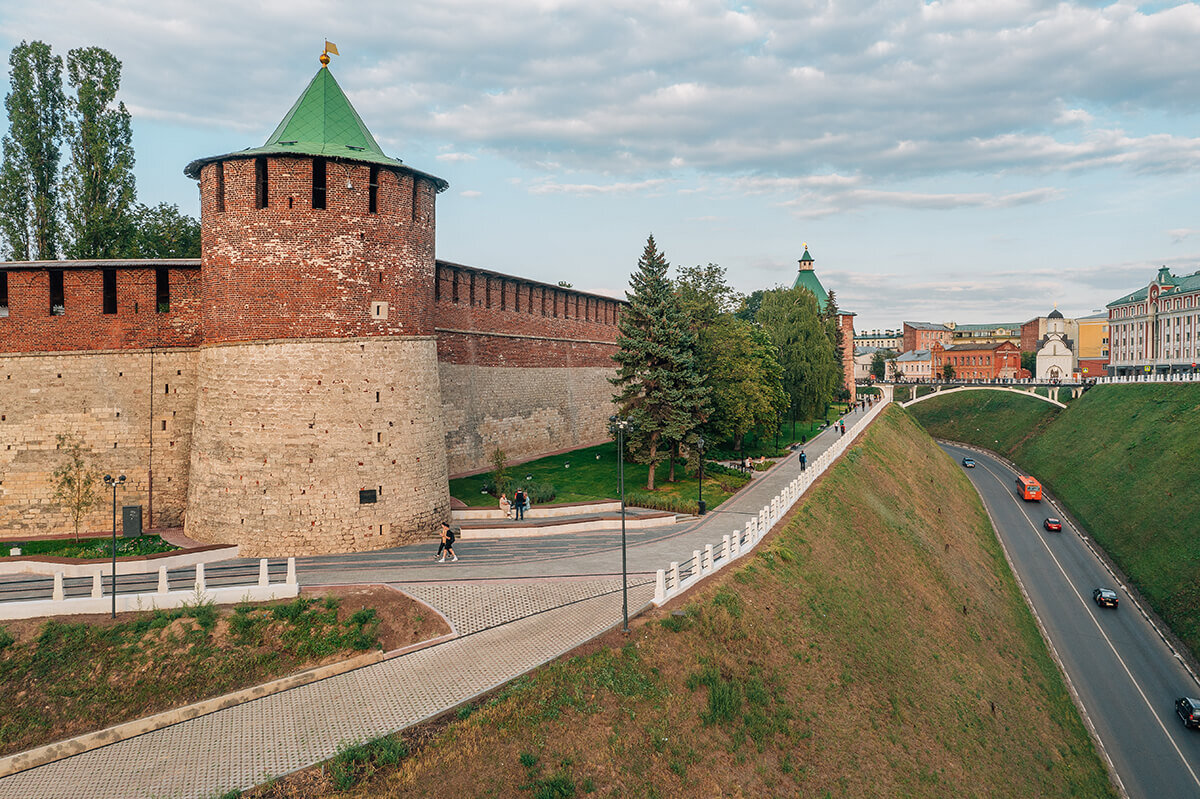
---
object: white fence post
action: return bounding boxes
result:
[157,565,168,594]
[258,558,269,587]
[669,561,680,592]
[692,551,701,580]
[654,569,666,604]
[194,562,206,594]
[52,572,64,602]
[286,557,297,585]
[704,544,714,573]
[92,571,103,599]
[722,534,731,561]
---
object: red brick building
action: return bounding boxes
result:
[930,341,1021,380]
[902,321,954,354]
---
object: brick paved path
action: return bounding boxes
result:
[0,577,654,799]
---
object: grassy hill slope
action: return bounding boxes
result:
[908,384,1200,659]
[252,406,1114,798]
[903,389,1061,453]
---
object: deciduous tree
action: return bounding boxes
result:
[0,40,66,260]
[757,286,839,427]
[52,433,101,542]
[130,202,200,258]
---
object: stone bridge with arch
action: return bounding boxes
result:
[896,384,1070,409]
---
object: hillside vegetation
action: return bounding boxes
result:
[904,389,1060,452]
[248,406,1114,798]
[908,384,1200,659]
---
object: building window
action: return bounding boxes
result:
[49,269,64,315]
[156,267,170,313]
[359,489,377,504]
[0,270,7,317]
[255,157,268,209]
[102,268,117,314]
[369,166,379,214]
[215,162,225,212]
[312,157,327,209]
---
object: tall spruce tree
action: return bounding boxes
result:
[611,235,706,490]
[823,288,848,396]
[63,46,136,258]
[0,40,66,260]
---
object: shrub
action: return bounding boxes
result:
[523,481,556,503]
[330,736,408,791]
[0,626,13,653]
[624,490,699,515]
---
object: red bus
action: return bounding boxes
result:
[1015,476,1042,501]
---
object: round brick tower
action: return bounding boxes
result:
[182,58,451,555]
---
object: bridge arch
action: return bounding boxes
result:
[900,385,1066,409]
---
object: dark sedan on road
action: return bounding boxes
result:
[1092,588,1119,608]
[1043,517,1062,532]
[961,457,976,468]
[1176,697,1200,729]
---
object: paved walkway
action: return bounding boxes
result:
[0,399,884,799]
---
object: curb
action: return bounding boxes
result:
[0,650,385,780]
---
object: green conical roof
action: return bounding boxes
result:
[184,65,447,190]
[792,268,829,312]
[792,247,828,311]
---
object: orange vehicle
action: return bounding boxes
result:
[1015,476,1042,501]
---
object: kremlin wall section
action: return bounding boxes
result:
[0,263,621,553]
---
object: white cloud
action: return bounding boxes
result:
[459,189,482,198]
[436,152,478,162]
[528,177,673,195]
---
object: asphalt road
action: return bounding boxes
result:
[942,443,1200,799]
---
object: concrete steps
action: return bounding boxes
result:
[453,507,677,539]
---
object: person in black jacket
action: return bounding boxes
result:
[436,521,458,562]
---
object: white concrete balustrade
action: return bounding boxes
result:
[0,558,300,620]
[652,397,890,605]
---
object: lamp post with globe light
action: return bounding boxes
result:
[609,415,632,633]
[103,474,126,618]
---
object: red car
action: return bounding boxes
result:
[1043,517,1062,532]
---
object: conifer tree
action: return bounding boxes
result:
[62,46,136,258]
[0,40,66,260]
[611,235,706,490]
[823,288,847,395]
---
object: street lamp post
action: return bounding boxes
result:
[696,436,706,516]
[103,474,126,618]
[610,415,631,633]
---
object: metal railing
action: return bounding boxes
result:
[652,397,890,605]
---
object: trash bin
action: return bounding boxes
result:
[697,499,707,516]
[122,505,142,537]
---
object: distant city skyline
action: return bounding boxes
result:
[4,1,1200,329]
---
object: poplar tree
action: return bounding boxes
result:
[62,46,136,258]
[0,40,66,260]
[611,235,706,490]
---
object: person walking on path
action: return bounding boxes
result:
[435,521,458,562]
[799,450,807,472]
[513,488,527,521]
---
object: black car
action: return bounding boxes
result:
[1092,588,1118,608]
[1176,697,1200,729]
[961,457,976,468]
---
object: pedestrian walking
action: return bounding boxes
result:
[513,487,527,520]
[840,420,846,435]
[435,521,458,562]
[799,450,807,472]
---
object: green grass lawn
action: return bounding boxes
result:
[905,389,1060,454]
[2,535,178,560]
[450,441,748,513]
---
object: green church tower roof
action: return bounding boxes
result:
[185,60,447,191]
[791,245,829,312]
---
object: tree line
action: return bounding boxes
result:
[0,40,199,262]
[612,235,846,490]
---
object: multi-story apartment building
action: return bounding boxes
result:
[855,329,901,350]
[1107,266,1200,375]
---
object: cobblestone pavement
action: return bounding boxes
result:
[0,577,655,799]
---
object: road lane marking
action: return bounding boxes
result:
[969,451,1200,791]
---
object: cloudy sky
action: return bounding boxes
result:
[4,0,1200,329]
